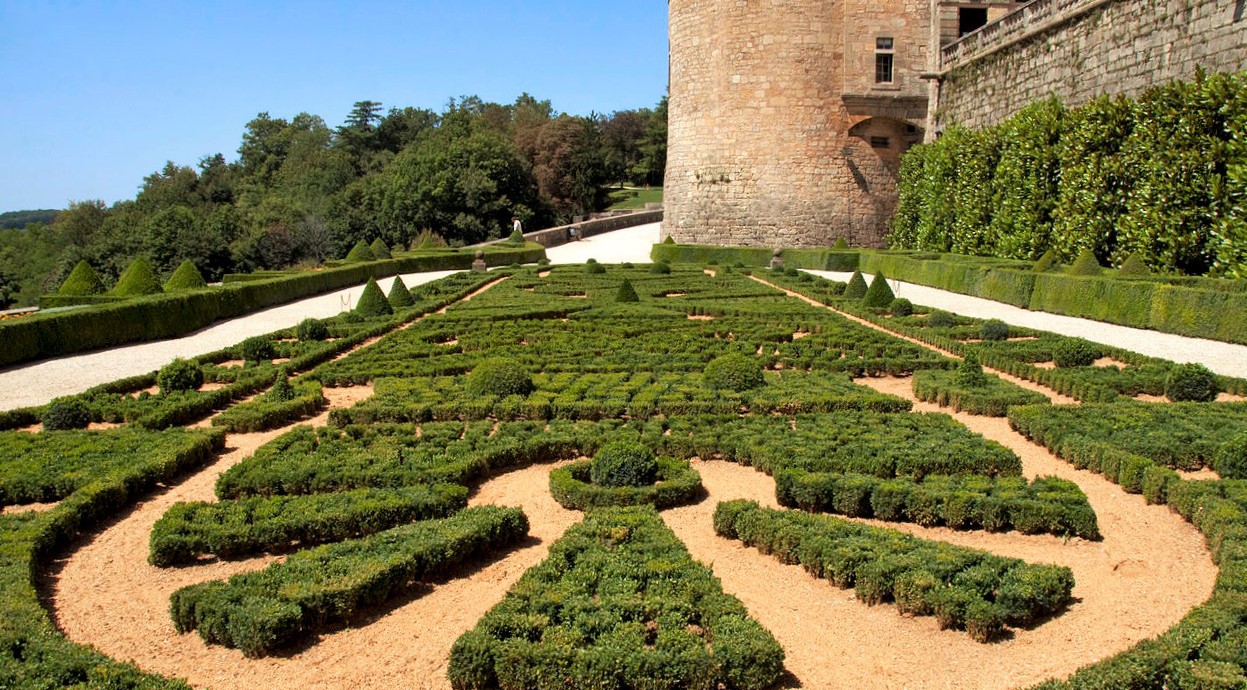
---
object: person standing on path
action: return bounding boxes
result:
[512,217,523,235]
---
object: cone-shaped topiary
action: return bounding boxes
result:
[590,441,658,487]
[704,353,765,391]
[369,238,392,260]
[833,237,850,250]
[111,258,163,296]
[345,240,375,263]
[58,260,107,296]
[843,271,869,299]
[267,376,296,402]
[955,353,990,388]
[387,277,414,308]
[164,260,207,291]
[615,278,640,303]
[862,272,896,308]
[466,358,534,397]
[1166,363,1220,402]
[1032,250,1057,273]
[157,358,204,394]
[355,277,393,317]
[1118,252,1149,276]
[663,235,676,244]
[1068,249,1103,276]
[506,228,525,245]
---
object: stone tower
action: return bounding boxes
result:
[664,0,932,248]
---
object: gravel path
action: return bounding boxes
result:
[0,272,455,412]
[545,222,660,265]
[813,270,1247,378]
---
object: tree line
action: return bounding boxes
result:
[0,94,667,308]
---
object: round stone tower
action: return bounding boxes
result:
[664,0,928,248]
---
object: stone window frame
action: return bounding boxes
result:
[874,37,896,85]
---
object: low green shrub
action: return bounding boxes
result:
[41,397,91,431]
[1052,339,1100,368]
[296,318,329,341]
[590,441,658,487]
[57,259,106,295]
[891,298,914,317]
[550,457,703,510]
[164,260,207,291]
[157,358,204,394]
[1167,363,1220,402]
[862,272,896,308]
[915,368,1051,417]
[929,310,956,327]
[1216,433,1247,480]
[355,277,393,317]
[239,336,275,364]
[651,260,671,274]
[704,353,765,392]
[210,378,326,433]
[954,353,990,388]
[586,260,607,274]
[980,319,1010,341]
[466,359,534,398]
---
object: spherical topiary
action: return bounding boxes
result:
[240,336,276,365]
[58,260,107,296]
[1166,363,1220,403]
[704,353,765,392]
[164,260,207,291]
[1214,432,1247,480]
[843,271,869,299]
[615,279,640,303]
[928,310,956,328]
[1052,339,1100,368]
[590,441,658,488]
[466,359,534,397]
[955,354,990,388]
[891,298,914,317]
[296,318,330,342]
[586,260,606,275]
[111,258,163,296]
[862,272,896,308]
[1032,250,1057,273]
[345,240,375,263]
[355,277,393,318]
[1068,249,1103,276]
[1118,252,1150,276]
[651,261,671,275]
[387,277,414,309]
[980,319,1010,342]
[43,397,91,431]
[369,238,392,260]
[157,358,204,394]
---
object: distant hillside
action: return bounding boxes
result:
[0,210,59,230]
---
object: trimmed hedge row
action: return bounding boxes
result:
[548,458,704,511]
[912,368,1051,416]
[210,378,327,433]
[715,500,1074,642]
[776,470,1100,540]
[149,484,469,566]
[651,243,860,271]
[6,244,542,369]
[448,506,785,690]
[171,505,528,657]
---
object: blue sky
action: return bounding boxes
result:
[0,1,670,213]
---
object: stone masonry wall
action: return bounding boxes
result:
[936,0,1247,129]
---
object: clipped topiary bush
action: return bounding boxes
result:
[267,376,296,403]
[240,336,275,365]
[466,359,534,397]
[369,238,392,260]
[704,353,765,392]
[1166,362,1220,402]
[112,258,163,296]
[590,441,658,487]
[164,260,207,291]
[1118,252,1150,276]
[1052,339,1100,368]
[43,397,91,430]
[296,318,329,341]
[929,310,956,328]
[506,228,525,245]
[833,237,850,249]
[843,271,869,299]
[1068,249,1103,276]
[651,260,672,275]
[1032,250,1057,273]
[586,259,606,274]
[158,358,204,394]
[355,277,393,317]
[1215,432,1247,480]
[955,353,990,388]
[387,277,414,308]
[663,235,676,244]
[980,319,1010,341]
[344,240,375,263]
[615,278,639,303]
[58,260,107,295]
[891,298,914,317]
[862,272,896,308]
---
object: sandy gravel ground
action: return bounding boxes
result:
[0,272,455,412]
[813,269,1247,379]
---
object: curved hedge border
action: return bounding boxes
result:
[548,457,704,511]
[912,369,1051,416]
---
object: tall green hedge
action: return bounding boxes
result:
[893,70,1247,277]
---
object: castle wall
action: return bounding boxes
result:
[935,0,1247,130]
[664,0,929,248]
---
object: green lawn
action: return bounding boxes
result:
[606,186,663,210]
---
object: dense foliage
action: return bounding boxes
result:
[892,71,1247,277]
[589,440,658,487]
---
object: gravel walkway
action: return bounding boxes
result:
[0,273,455,412]
[545,222,660,265]
[813,270,1247,379]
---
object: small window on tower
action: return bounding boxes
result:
[875,37,895,84]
